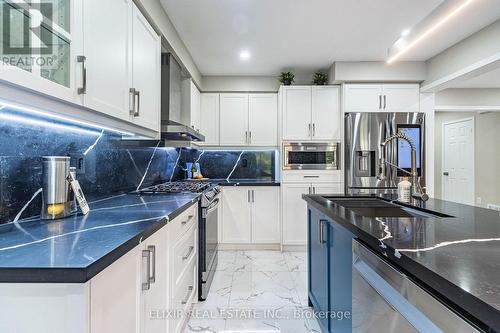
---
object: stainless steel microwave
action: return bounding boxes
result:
[283,142,340,170]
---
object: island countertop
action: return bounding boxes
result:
[0,193,200,283]
[302,194,500,332]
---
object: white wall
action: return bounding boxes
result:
[434,111,500,208]
[328,61,426,83]
[435,88,500,107]
[423,19,500,89]
[201,76,279,92]
[136,0,203,86]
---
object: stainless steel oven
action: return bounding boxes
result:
[199,187,220,301]
[283,142,340,170]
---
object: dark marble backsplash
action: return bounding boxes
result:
[0,106,277,224]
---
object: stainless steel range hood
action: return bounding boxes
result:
[161,53,204,144]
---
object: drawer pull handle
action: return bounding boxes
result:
[182,246,195,260]
[181,215,194,225]
[141,250,151,291]
[181,286,193,305]
[148,245,156,284]
[304,175,319,178]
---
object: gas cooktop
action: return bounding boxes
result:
[138,181,211,194]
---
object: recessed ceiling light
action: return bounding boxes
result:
[239,50,251,60]
[387,0,475,64]
[401,29,411,37]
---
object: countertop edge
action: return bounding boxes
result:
[0,197,200,284]
[302,194,500,333]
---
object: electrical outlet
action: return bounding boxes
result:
[70,154,86,174]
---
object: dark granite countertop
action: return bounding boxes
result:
[210,179,280,186]
[0,193,200,283]
[302,194,500,332]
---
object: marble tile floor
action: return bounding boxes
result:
[184,250,321,333]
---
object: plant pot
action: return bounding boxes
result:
[282,80,292,86]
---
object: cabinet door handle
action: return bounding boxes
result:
[182,246,195,260]
[77,55,86,95]
[248,190,250,202]
[319,220,327,244]
[135,90,140,117]
[142,249,151,291]
[313,187,316,194]
[312,123,316,137]
[181,215,194,226]
[181,286,194,305]
[249,131,252,144]
[252,190,255,203]
[148,245,156,283]
[245,131,248,144]
[129,88,136,116]
[308,123,311,137]
[379,95,382,109]
[383,95,386,109]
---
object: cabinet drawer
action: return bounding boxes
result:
[282,171,342,183]
[173,223,197,285]
[169,203,198,239]
[172,257,197,333]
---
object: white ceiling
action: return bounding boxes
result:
[448,66,500,88]
[160,0,500,76]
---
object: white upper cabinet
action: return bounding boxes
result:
[181,79,201,132]
[220,93,249,146]
[83,0,133,121]
[311,86,341,140]
[282,86,312,141]
[130,4,161,132]
[248,93,278,146]
[282,86,340,141]
[343,84,420,112]
[382,84,420,112]
[199,93,220,146]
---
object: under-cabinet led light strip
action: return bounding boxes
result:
[387,0,475,64]
[0,100,134,136]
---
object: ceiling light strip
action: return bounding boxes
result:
[387,0,475,64]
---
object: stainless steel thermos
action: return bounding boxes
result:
[41,156,73,220]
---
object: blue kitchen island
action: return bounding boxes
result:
[303,194,500,333]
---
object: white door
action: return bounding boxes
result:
[343,84,383,112]
[442,118,475,205]
[199,93,220,146]
[220,93,249,146]
[221,187,251,243]
[312,183,343,195]
[141,227,168,333]
[282,87,312,140]
[248,94,278,146]
[90,245,141,333]
[382,84,419,112]
[251,187,280,243]
[131,4,161,132]
[83,0,132,121]
[282,183,311,245]
[311,86,341,140]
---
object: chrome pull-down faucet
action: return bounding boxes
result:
[378,131,429,202]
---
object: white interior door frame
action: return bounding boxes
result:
[441,116,475,204]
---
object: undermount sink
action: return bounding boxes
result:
[323,197,434,218]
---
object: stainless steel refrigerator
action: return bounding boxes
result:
[345,112,425,195]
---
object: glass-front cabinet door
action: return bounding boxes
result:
[0,0,81,102]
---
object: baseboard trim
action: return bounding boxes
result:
[282,245,307,252]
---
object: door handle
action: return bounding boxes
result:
[135,90,140,117]
[313,187,316,194]
[443,172,449,176]
[379,95,382,109]
[77,55,86,95]
[248,190,251,202]
[252,190,255,202]
[308,123,311,137]
[312,123,316,137]
[319,220,327,244]
[182,246,195,260]
[181,286,194,305]
[142,249,151,291]
[383,95,387,109]
[245,131,248,144]
[249,131,252,144]
[129,88,136,116]
[148,245,156,283]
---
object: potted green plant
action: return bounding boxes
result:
[279,72,295,86]
[312,71,328,85]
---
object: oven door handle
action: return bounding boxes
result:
[205,198,220,214]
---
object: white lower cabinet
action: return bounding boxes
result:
[221,187,280,244]
[90,203,198,333]
[282,183,343,245]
